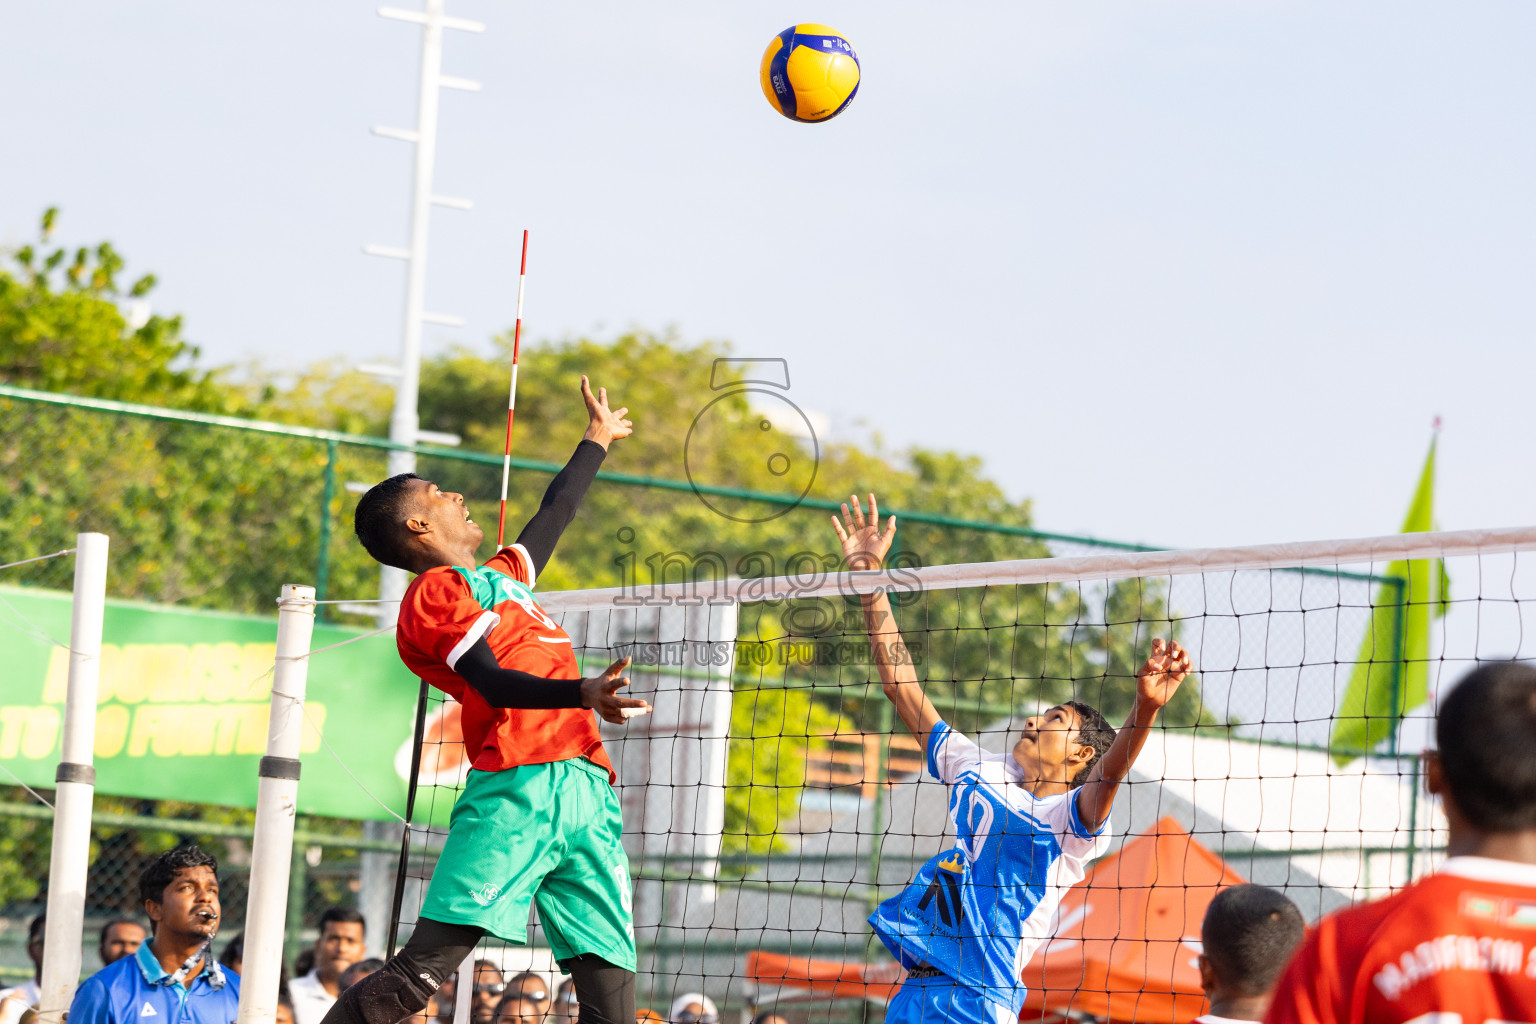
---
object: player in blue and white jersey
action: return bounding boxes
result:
[831,495,1193,1024]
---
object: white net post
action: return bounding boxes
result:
[36,533,109,1024]
[237,584,317,1024]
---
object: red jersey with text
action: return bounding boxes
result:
[1266,857,1536,1024]
[395,543,612,781]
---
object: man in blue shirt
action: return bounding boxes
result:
[831,495,1193,1024]
[71,846,240,1024]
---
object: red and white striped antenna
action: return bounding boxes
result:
[496,229,529,548]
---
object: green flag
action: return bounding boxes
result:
[1330,434,1449,764]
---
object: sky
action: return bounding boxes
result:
[5,0,1536,557]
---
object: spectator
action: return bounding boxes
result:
[1194,885,1304,1024]
[1267,661,1536,1024]
[549,980,577,1024]
[339,960,385,993]
[0,915,44,1024]
[68,845,239,1024]
[492,995,543,1024]
[294,949,316,979]
[750,1014,788,1024]
[289,908,366,1024]
[635,1011,663,1024]
[667,995,717,1024]
[217,932,290,993]
[470,961,505,1024]
[218,932,244,975]
[276,991,296,1024]
[98,919,147,969]
[504,973,549,1021]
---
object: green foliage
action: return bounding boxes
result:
[0,209,224,409]
[724,686,849,858]
[0,210,1210,865]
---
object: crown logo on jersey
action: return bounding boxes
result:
[937,850,965,873]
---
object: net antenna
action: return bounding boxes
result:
[496,230,530,548]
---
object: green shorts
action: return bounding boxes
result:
[420,758,636,971]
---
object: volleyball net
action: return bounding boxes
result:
[385,524,1536,1022]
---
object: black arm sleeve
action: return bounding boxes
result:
[454,637,585,709]
[514,440,607,577]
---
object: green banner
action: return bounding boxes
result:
[0,584,434,822]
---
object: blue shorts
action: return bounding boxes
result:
[884,972,1014,1024]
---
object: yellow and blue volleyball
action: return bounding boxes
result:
[759,24,860,123]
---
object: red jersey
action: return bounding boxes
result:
[1267,857,1536,1024]
[396,542,613,782]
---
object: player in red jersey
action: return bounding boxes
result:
[331,377,648,1024]
[1266,661,1536,1024]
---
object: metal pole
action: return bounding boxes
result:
[1405,753,1421,883]
[1388,575,1407,757]
[316,439,339,614]
[377,0,448,623]
[386,0,444,480]
[452,953,474,1024]
[285,844,310,973]
[237,584,318,1024]
[36,533,109,1024]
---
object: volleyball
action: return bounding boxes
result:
[759,23,861,123]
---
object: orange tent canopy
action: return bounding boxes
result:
[746,817,1246,1023]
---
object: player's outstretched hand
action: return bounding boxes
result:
[582,656,652,725]
[581,375,633,450]
[1135,639,1192,710]
[832,493,897,572]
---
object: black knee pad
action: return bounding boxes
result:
[318,918,482,1024]
[558,955,635,1024]
[329,957,439,1024]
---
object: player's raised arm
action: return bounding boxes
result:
[514,375,634,576]
[832,494,941,745]
[1074,638,1191,830]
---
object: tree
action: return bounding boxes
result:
[0,208,224,409]
[0,212,1209,866]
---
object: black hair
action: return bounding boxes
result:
[1200,884,1305,996]
[27,914,44,942]
[293,948,315,977]
[318,906,366,933]
[506,971,547,992]
[751,1014,790,1024]
[494,994,541,1020]
[1438,661,1536,832]
[139,845,218,906]
[340,959,385,990]
[218,932,244,969]
[101,918,145,947]
[1063,700,1117,787]
[354,473,425,570]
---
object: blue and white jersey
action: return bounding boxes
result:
[869,720,1110,1014]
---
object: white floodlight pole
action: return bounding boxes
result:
[36,533,109,1024]
[236,584,318,1024]
[369,0,483,618]
[363,0,483,958]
